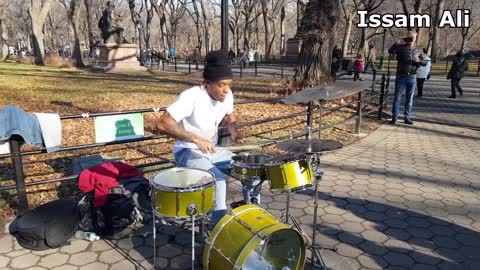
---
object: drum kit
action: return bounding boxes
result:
[148,84,354,269]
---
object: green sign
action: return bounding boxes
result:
[94,113,144,143]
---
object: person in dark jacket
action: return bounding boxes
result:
[448,51,469,98]
[388,31,427,125]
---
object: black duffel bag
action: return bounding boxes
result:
[9,199,81,251]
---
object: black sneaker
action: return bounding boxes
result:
[389,118,397,125]
[404,119,414,125]
[230,200,246,209]
[448,95,456,99]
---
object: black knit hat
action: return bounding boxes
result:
[203,50,233,81]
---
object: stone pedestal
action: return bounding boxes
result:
[93,43,146,73]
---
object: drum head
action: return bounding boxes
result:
[152,168,215,190]
[242,229,304,270]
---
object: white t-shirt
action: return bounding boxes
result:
[167,85,234,153]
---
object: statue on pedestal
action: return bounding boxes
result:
[98,1,125,44]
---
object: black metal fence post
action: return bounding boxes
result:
[240,63,243,78]
[355,91,363,134]
[196,59,199,70]
[9,135,28,215]
[188,60,191,73]
[318,102,323,139]
[378,74,386,120]
[477,59,480,77]
[281,63,284,79]
[162,59,165,70]
[174,58,177,72]
[254,63,258,77]
[371,70,377,94]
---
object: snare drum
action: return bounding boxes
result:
[151,168,215,219]
[231,154,271,181]
[203,204,306,270]
[266,153,314,191]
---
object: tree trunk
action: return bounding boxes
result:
[68,0,85,67]
[280,6,285,55]
[341,13,353,56]
[0,18,8,61]
[30,0,54,65]
[200,0,210,54]
[145,0,154,50]
[84,0,95,56]
[261,1,271,58]
[431,0,445,62]
[191,0,203,53]
[293,0,340,87]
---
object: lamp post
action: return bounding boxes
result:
[221,0,228,51]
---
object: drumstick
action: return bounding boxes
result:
[218,144,263,152]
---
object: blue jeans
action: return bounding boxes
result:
[174,148,234,224]
[392,75,416,120]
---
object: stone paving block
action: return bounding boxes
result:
[411,264,440,270]
[5,249,30,257]
[10,253,40,268]
[385,219,409,229]
[409,250,442,265]
[339,222,366,234]
[335,243,363,258]
[39,253,70,268]
[171,254,193,269]
[383,228,411,241]
[79,262,108,270]
[0,255,9,268]
[0,236,13,253]
[59,240,90,254]
[384,252,415,267]
[99,249,125,264]
[51,265,78,270]
[338,232,364,245]
[359,241,389,256]
[32,248,59,256]
[357,254,388,269]
[385,239,414,253]
[68,251,98,266]
[116,236,144,250]
[111,259,136,270]
[361,230,388,243]
[90,240,111,252]
[128,245,153,261]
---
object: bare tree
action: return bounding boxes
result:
[458,0,480,50]
[355,0,385,51]
[399,0,424,43]
[184,0,204,53]
[339,0,357,55]
[260,0,287,59]
[61,0,85,67]
[0,0,9,61]
[84,0,95,56]
[431,0,445,62]
[242,0,260,50]
[229,0,243,53]
[152,0,168,49]
[165,0,187,49]
[30,0,54,65]
[293,0,340,87]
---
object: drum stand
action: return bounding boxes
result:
[280,152,337,269]
[152,204,204,270]
[241,178,265,205]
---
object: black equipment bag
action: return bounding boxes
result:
[9,199,80,251]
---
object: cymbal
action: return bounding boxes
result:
[218,144,263,152]
[277,139,343,153]
[284,80,371,104]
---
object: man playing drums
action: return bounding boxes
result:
[156,50,245,225]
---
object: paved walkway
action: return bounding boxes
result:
[1,76,479,270]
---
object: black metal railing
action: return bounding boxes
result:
[0,72,391,215]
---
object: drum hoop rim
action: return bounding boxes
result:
[151,167,216,191]
[152,208,212,220]
[231,154,272,168]
[266,154,307,166]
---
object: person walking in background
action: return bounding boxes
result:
[353,53,364,81]
[447,51,469,99]
[253,49,260,69]
[364,42,377,73]
[248,49,255,69]
[228,48,235,65]
[416,48,432,98]
[331,45,343,79]
[388,31,427,125]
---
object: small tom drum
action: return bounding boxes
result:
[151,168,215,219]
[231,154,271,182]
[266,153,314,191]
[203,204,306,270]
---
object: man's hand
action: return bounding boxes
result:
[231,131,246,144]
[194,137,216,154]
